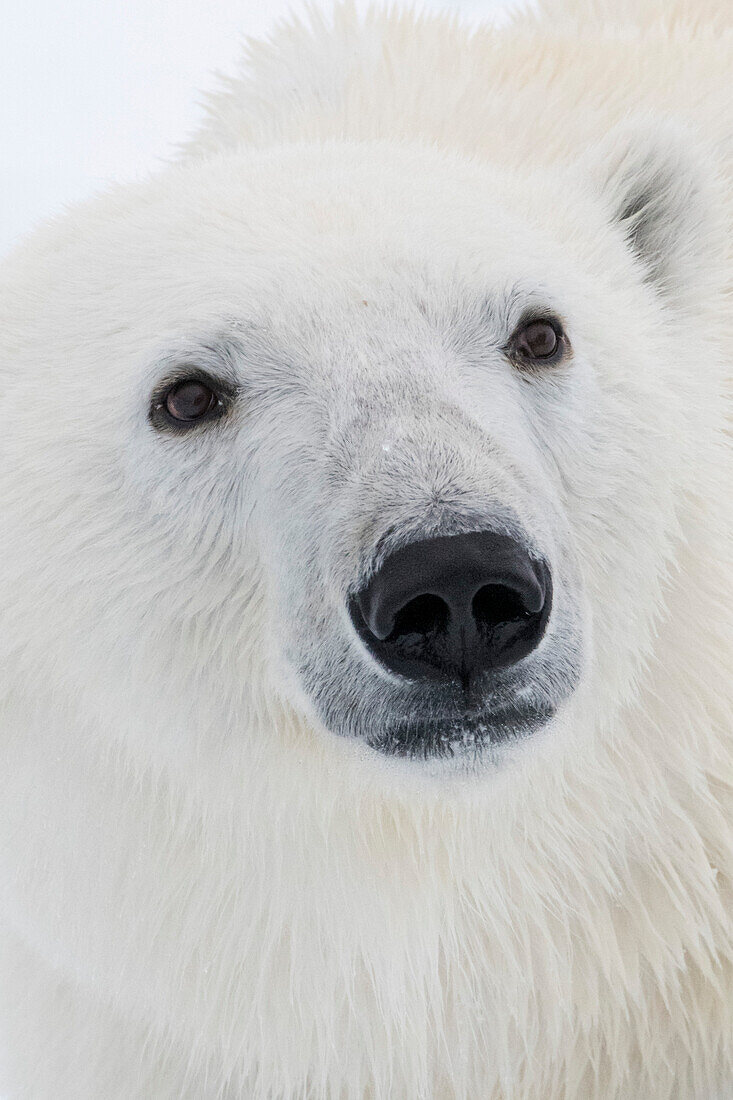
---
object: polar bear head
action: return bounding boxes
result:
[0,124,722,790]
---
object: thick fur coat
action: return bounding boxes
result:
[0,1,731,1097]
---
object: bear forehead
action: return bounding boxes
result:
[11,142,586,304]
[2,140,625,403]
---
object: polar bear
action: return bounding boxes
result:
[0,0,731,1097]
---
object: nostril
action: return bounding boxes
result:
[472,584,531,629]
[387,594,449,642]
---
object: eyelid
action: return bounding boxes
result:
[509,309,565,338]
[151,368,236,403]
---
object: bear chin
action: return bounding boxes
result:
[366,700,558,761]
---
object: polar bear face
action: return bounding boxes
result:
[1,134,716,782]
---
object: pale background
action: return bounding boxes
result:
[1,0,519,257]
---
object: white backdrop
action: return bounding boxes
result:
[1,0,517,256]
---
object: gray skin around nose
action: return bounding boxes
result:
[348,531,552,688]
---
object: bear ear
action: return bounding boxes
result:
[585,118,717,309]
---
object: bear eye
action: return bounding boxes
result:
[150,373,232,431]
[165,379,218,422]
[508,318,567,366]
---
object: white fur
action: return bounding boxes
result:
[0,2,731,1097]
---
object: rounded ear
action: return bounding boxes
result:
[584,117,720,310]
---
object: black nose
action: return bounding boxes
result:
[348,530,551,685]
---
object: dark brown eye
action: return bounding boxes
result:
[164,379,218,422]
[511,319,564,364]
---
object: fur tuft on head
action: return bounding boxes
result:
[528,0,732,29]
